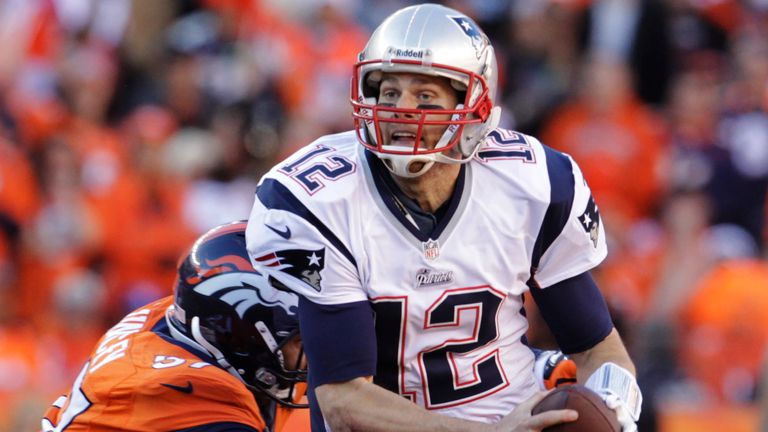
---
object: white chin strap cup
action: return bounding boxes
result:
[380,153,437,178]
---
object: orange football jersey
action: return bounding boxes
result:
[42,296,301,431]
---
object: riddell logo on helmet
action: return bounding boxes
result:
[387,47,427,59]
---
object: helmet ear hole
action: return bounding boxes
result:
[456,91,467,106]
[450,80,467,92]
[366,70,383,87]
[363,71,383,98]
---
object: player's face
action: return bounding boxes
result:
[281,334,306,371]
[377,72,459,151]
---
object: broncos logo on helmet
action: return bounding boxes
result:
[193,272,298,317]
[168,221,307,408]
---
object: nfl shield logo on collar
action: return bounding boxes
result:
[422,239,440,260]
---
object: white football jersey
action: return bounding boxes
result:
[246,129,607,422]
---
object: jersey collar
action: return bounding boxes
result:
[364,149,468,242]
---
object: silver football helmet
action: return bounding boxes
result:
[351,3,501,178]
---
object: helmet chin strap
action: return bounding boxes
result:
[378,153,437,178]
[166,306,207,353]
[189,316,242,376]
[166,307,247,384]
[165,307,298,402]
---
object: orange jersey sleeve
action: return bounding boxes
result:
[43,297,267,431]
[273,383,310,432]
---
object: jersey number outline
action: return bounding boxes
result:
[41,362,92,432]
[279,145,356,194]
[372,286,509,409]
[477,130,536,163]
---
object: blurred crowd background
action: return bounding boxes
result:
[0,0,767,430]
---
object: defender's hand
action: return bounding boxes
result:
[533,350,577,390]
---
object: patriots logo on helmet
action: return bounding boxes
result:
[448,15,488,59]
[579,195,600,248]
[253,248,327,292]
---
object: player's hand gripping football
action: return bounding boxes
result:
[584,362,643,432]
[493,390,578,432]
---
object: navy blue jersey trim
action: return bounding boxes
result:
[529,271,613,354]
[366,151,424,239]
[256,179,356,268]
[528,146,575,286]
[366,150,465,241]
[173,422,259,432]
[434,164,466,238]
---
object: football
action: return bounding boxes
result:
[531,385,621,432]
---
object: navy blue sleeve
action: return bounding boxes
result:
[299,297,377,386]
[300,298,377,431]
[174,422,259,432]
[529,271,613,354]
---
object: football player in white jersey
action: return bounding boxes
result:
[246,3,642,432]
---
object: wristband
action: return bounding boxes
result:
[584,362,642,421]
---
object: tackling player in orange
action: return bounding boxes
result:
[41,221,308,431]
[534,350,578,391]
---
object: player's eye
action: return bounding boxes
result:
[417,92,434,102]
[380,89,399,99]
